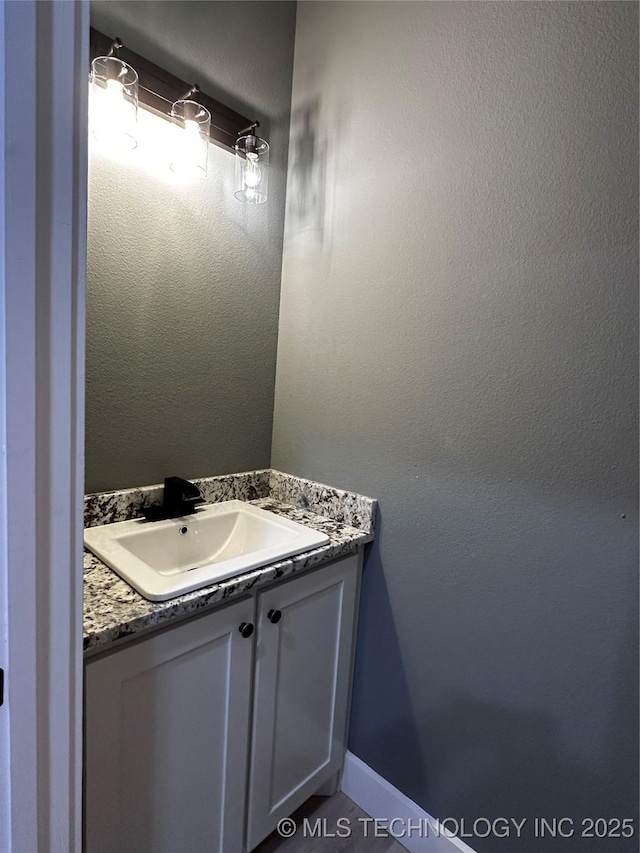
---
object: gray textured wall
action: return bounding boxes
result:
[86,1,296,492]
[272,3,638,849]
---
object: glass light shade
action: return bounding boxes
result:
[90,56,138,150]
[234,134,269,204]
[170,100,211,180]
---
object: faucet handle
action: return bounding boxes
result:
[163,477,205,512]
[141,477,204,521]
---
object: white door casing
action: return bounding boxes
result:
[0,1,88,850]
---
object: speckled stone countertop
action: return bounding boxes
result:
[84,470,376,654]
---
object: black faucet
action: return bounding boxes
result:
[141,477,205,521]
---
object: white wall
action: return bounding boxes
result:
[272,3,638,850]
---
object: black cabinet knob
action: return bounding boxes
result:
[267,609,282,624]
[238,622,254,639]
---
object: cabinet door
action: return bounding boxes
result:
[85,599,254,853]
[246,555,360,850]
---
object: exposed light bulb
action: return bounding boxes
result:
[106,77,124,97]
[90,58,138,151]
[169,105,210,181]
[99,80,134,148]
[243,157,262,189]
[234,133,269,203]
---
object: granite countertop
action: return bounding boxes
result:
[84,471,376,654]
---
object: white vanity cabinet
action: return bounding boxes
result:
[84,553,361,853]
[84,596,255,853]
[247,556,359,849]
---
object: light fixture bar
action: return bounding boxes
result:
[90,27,258,153]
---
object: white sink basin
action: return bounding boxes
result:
[84,501,330,601]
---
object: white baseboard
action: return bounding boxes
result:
[341,752,477,853]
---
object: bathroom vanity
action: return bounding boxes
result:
[83,470,376,853]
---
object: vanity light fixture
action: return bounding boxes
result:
[170,88,211,180]
[235,124,269,204]
[90,38,138,150]
[89,28,269,202]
